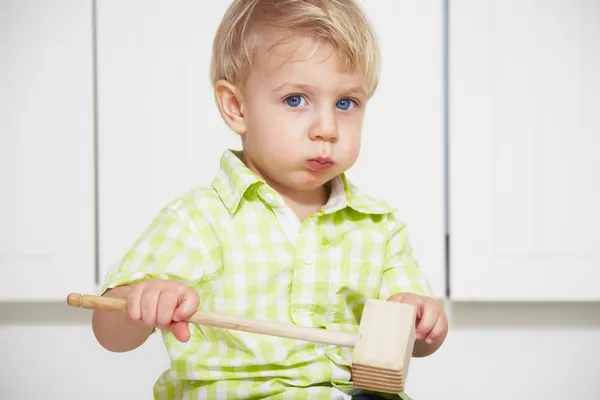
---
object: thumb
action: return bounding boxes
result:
[388,293,423,320]
[172,291,199,322]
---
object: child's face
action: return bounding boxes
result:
[237,33,368,194]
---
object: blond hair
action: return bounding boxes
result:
[210,0,380,97]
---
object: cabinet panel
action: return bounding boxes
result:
[98,1,446,297]
[0,0,95,301]
[350,1,446,297]
[450,0,600,300]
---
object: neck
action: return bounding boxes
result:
[268,179,330,222]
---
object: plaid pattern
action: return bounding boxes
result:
[102,149,432,400]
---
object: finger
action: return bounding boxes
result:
[388,293,421,315]
[173,290,199,322]
[140,288,159,327]
[424,314,448,344]
[170,321,191,342]
[414,299,423,321]
[404,298,423,321]
[415,304,438,340]
[387,293,405,303]
[156,291,177,330]
[126,285,143,323]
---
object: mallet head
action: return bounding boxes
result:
[351,299,417,394]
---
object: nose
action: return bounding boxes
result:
[309,109,339,142]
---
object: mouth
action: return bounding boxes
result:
[307,157,334,172]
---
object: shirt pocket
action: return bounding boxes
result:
[327,255,384,325]
[317,224,386,325]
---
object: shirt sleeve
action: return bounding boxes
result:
[377,214,433,300]
[101,207,221,294]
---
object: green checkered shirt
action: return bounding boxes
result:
[102,149,432,400]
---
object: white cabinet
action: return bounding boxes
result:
[350,1,446,297]
[97,0,447,297]
[96,0,239,286]
[449,0,600,301]
[7,0,598,304]
[0,0,95,301]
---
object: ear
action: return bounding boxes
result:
[214,80,246,135]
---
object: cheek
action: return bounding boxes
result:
[347,138,361,161]
[245,101,290,132]
[243,111,297,155]
[243,101,270,130]
[340,119,363,154]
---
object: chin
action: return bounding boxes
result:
[295,171,336,190]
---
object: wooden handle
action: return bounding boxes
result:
[67,293,357,348]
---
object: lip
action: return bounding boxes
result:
[307,157,334,172]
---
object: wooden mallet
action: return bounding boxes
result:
[67,293,416,393]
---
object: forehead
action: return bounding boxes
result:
[249,31,367,89]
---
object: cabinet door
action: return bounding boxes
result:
[449,0,600,301]
[97,1,446,297]
[0,0,95,301]
[96,0,239,284]
[349,1,446,297]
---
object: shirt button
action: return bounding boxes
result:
[304,253,315,265]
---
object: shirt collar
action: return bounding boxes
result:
[211,149,264,214]
[323,173,395,215]
[212,149,395,215]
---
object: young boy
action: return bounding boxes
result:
[92,1,448,399]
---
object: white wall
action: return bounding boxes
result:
[2,302,599,399]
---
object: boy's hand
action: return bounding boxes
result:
[125,279,200,342]
[387,292,448,348]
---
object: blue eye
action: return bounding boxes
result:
[285,95,306,107]
[336,98,356,111]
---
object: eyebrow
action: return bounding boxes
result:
[273,82,367,98]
